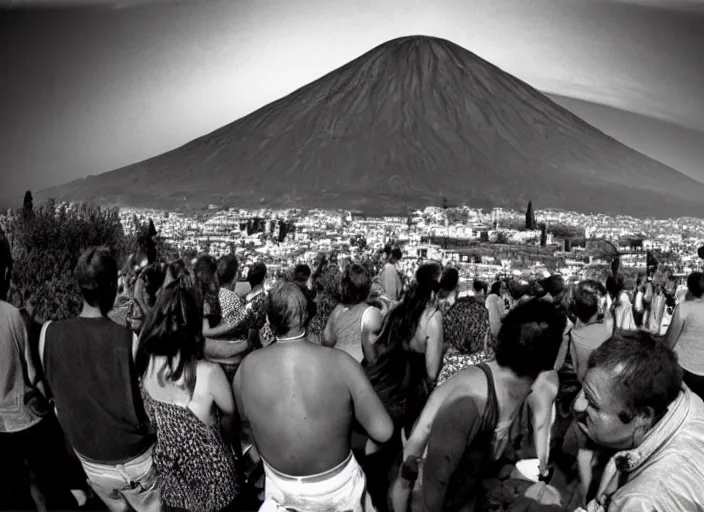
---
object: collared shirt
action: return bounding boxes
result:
[0,300,49,432]
[591,386,704,511]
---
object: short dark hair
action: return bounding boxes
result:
[587,330,682,424]
[217,255,239,286]
[74,246,118,313]
[340,263,371,305]
[267,281,313,336]
[415,262,442,293]
[438,268,459,298]
[472,280,486,293]
[247,262,267,288]
[542,275,565,297]
[294,264,311,283]
[391,247,403,261]
[490,281,502,295]
[572,280,601,323]
[494,300,567,379]
[687,272,704,298]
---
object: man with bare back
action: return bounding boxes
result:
[233,281,394,512]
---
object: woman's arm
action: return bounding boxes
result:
[528,371,559,477]
[322,305,339,348]
[361,306,383,348]
[665,304,685,349]
[421,396,483,512]
[206,362,237,444]
[425,311,444,382]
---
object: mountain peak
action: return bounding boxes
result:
[39,37,704,219]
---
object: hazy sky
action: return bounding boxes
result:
[2,0,704,200]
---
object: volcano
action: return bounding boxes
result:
[39,35,704,218]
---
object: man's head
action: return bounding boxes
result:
[268,281,314,337]
[74,246,118,315]
[572,280,602,323]
[573,331,682,450]
[472,280,486,298]
[438,267,460,306]
[340,263,371,305]
[217,255,239,289]
[389,247,403,263]
[293,264,312,289]
[541,274,565,299]
[494,300,567,380]
[248,262,267,289]
[687,272,704,299]
[382,244,392,261]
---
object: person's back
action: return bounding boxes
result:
[571,322,613,382]
[329,303,370,363]
[1,300,49,433]
[43,316,152,462]
[234,281,392,512]
[141,359,239,510]
[236,342,359,474]
[40,247,159,512]
[670,300,704,373]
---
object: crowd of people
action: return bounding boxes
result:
[2,240,704,512]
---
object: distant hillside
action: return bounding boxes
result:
[39,35,704,219]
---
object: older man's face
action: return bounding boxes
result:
[573,367,640,450]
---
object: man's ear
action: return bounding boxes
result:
[637,406,656,431]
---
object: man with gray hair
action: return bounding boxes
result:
[233,281,393,512]
[573,330,704,511]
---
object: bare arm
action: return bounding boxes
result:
[425,311,444,382]
[205,362,236,440]
[361,306,383,351]
[16,311,45,397]
[232,362,249,430]
[553,327,571,372]
[528,370,559,476]
[322,305,339,348]
[665,304,685,349]
[342,352,394,445]
[204,336,250,359]
[422,397,483,512]
[403,376,465,460]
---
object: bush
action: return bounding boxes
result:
[6,200,126,322]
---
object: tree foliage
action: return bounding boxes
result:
[6,200,126,322]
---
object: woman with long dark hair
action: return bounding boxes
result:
[360,262,443,512]
[363,261,444,439]
[136,286,241,512]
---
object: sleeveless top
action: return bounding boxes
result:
[363,307,438,437]
[141,387,240,512]
[330,303,371,362]
[420,363,501,512]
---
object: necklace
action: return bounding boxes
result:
[275,331,306,342]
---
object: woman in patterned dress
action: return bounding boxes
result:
[436,272,492,387]
[136,286,241,512]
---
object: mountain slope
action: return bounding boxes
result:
[39,35,704,218]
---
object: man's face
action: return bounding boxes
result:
[573,366,640,450]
